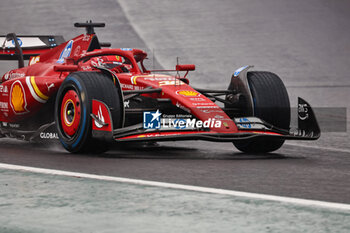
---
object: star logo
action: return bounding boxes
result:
[150,110,161,122]
[143,110,162,129]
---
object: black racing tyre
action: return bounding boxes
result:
[233,71,290,153]
[55,72,123,153]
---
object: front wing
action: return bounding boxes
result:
[91,97,320,143]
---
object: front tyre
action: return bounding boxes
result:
[233,71,290,153]
[55,72,123,153]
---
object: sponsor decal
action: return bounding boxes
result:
[12,38,23,47]
[298,103,309,120]
[0,101,8,111]
[192,102,217,106]
[290,128,306,137]
[172,119,187,129]
[234,117,267,130]
[136,133,167,138]
[26,76,49,103]
[176,90,200,97]
[10,80,29,114]
[189,97,206,101]
[115,56,122,62]
[124,100,130,108]
[131,75,175,85]
[143,110,222,130]
[40,132,59,139]
[161,118,221,129]
[2,122,21,129]
[57,40,73,63]
[46,83,55,91]
[82,34,91,41]
[29,56,40,66]
[143,110,162,129]
[158,80,183,86]
[175,102,191,113]
[121,84,134,90]
[196,106,220,109]
[73,45,81,57]
[120,48,132,51]
[233,65,249,77]
[214,115,224,119]
[251,131,281,135]
[162,114,192,118]
[3,71,25,81]
[200,109,223,114]
[0,122,19,128]
[80,65,92,71]
[91,100,112,132]
[0,85,8,93]
[134,132,185,138]
[9,123,20,128]
[144,76,175,81]
[90,57,104,67]
[237,117,251,128]
[94,106,105,128]
[3,37,46,48]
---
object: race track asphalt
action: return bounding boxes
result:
[0,0,349,205]
[0,139,349,204]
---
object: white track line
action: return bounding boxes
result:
[1,163,349,211]
[285,142,350,154]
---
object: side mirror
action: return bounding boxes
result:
[176,64,195,71]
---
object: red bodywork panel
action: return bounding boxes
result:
[0,33,239,135]
[118,73,238,133]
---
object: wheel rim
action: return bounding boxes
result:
[60,89,81,137]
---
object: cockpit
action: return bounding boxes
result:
[80,55,133,73]
[77,48,149,74]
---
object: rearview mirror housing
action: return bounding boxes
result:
[176,64,195,71]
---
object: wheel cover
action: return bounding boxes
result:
[60,90,81,137]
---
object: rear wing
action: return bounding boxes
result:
[0,33,65,67]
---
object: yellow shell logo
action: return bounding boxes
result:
[177,90,200,97]
[11,82,27,113]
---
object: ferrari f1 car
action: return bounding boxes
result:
[0,22,320,153]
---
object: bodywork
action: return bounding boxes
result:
[0,24,320,144]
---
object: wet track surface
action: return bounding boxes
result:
[0,0,349,205]
[0,139,349,204]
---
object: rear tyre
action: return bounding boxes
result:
[233,71,290,153]
[55,72,123,153]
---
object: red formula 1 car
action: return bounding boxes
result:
[0,22,320,153]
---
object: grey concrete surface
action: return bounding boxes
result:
[1,169,349,233]
[119,0,350,87]
[0,0,145,48]
[0,0,161,76]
